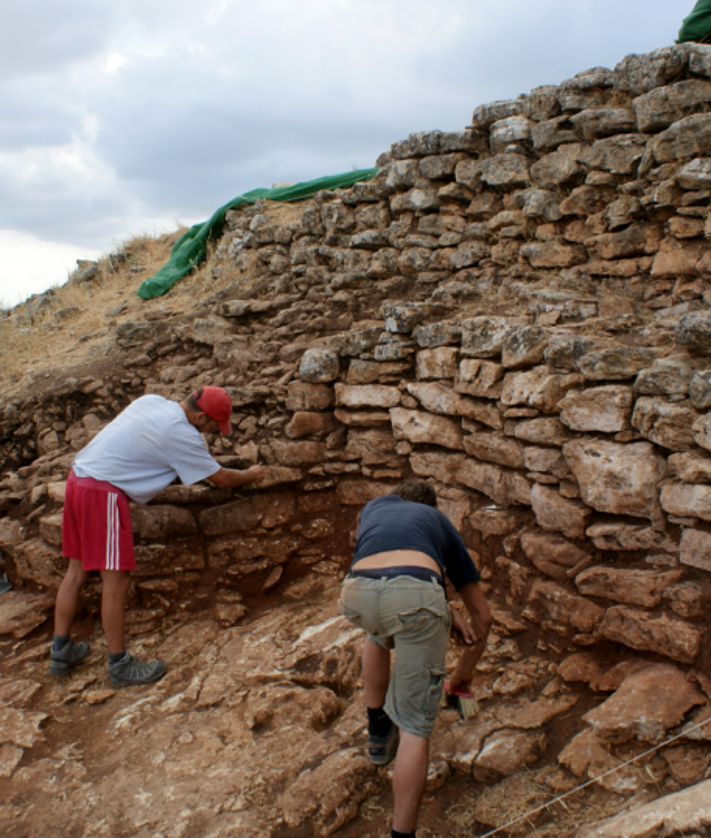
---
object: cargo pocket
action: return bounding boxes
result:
[423,665,447,724]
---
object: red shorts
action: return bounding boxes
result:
[62,471,136,571]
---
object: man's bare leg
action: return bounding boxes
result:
[54,559,89,636]
[392,731,429,833]
[100,570,131,654]
[362,637,391,707]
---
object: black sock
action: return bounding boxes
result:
[367,706,392,738]
[52,635,70,651]
[391,830,416,838]
[109,650,127,664]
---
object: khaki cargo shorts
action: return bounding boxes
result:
[339,574,451,739]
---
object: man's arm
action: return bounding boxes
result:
[206,465,265,489]
[447,582,492,694]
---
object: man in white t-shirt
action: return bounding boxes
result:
[50,387,265,687]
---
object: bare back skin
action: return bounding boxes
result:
[352,549,441,575]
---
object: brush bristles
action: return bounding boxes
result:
[456,695,478,719]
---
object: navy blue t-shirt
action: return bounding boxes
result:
[351,495,481,591]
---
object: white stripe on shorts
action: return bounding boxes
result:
[105,493,120,570]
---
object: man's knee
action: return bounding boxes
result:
[100,570,132,595]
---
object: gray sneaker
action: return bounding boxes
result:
[49,640,91,676]
[109,652,166,688]
[368,723,399,767]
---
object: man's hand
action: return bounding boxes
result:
[243,465,265,484]
[449,605,477,646]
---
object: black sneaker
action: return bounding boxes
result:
[109,652,166,688]
[49,640,91,676]
[368,723,399,767]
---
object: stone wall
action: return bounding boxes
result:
[3,44,711,669]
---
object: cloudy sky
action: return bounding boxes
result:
[0,0,686,305]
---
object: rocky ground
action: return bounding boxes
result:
[3,42,711,837]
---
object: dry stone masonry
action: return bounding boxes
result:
[3,43,711,836]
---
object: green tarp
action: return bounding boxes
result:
[678,0,711,42]
[137,167,380,299]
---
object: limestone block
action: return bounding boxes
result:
[577,347,663,380]
[454,158,484,190]
[575,567,683,608]
[586,522,678,553]
[286,381,333,411]
[285,411,337,439]
[480,153,530,188]
[0,591,54,638]
[558,729,618,780]
[677,311,711,351]
[397,246,433,274]
[489,116,534,153]
[455,358,505,399]
[631,398,699,451]
[519,188,562,221]
[412,322,461,348]
[449,241,491,269]
[575,779,711,838]
[519,242,587,268]
[680,528,711,572]
[410,451,466,486]
[333,408,390,427]
[693,413,711,453]
[651,237,708,277]
[513,417,572,446]
[462,432,525,470]
[0,706,47,749]
[530,144,585,187]
[650,113,711,164]
[634,80,711,132]
[530,483,592,539]
[390,408,463,450]
[457,459,531,506]
[384,159,419,189]
[130,505,198,540]
[47,481,67,503]
[598,606,702,664]
[419,151,468,180]
[298,348,340,383]
[335,480,393,506]
[470,508,530,538]
[522,446,569,478]
[460,317,510,359]
[563,439,666,518]
[677,157,711,189]
[457,398,503,429]
[615,47,688,96]
[689,371,711,409]
[558,385,632,433]
[634,358,692,401]
[583,663,705,744]
[346,359,409,384]
[391,187,440,213]
[526,579,604,634]
[472,729,545,782]
[569,107,636,139]
[271,440,328,467]
[544,334,598,372]
[406,381,463,416]
[344,428,398,465]
[416,347,458,380]
[559,184,612,216]
[668,450,711,483]
[520,530,589,580]
[199,494,297,537]
[472,99,522,127]
[593,223,661,259]
[13,538,63,588]
[501,367,581,413]
[0,518,23,548]
[661,482,711,522]
[334,383,400,409]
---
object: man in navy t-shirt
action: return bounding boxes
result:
[340,480,492,838]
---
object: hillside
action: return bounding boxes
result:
[2,43,711,837]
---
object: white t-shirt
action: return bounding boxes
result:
[72,395,221,503]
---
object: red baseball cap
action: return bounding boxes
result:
[195,387,232,435]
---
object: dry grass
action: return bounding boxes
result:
[445,770,624,838]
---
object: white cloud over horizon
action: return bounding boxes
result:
[0,0,688,304]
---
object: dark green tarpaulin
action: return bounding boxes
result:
[678,0,711,42]
[137,167,380,299]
